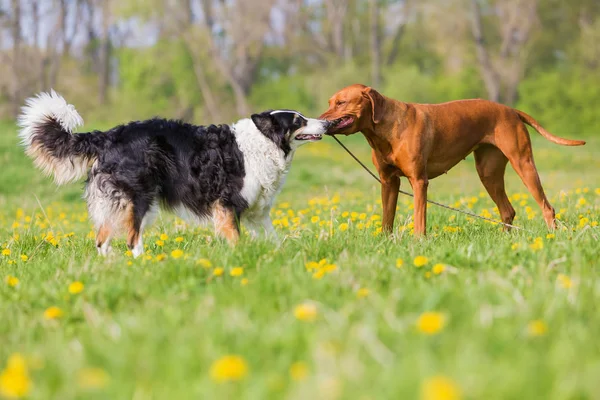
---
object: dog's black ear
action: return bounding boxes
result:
[251,112,277,134]
[251,111,291,156]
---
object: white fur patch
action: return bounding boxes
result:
[18,90,83,145]
[18,90,88,185]
[232,118,291,213]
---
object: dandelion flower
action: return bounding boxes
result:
[421,375,462,400]
[5,276,19,287]
[414,256,429,267]
[0,353,32,398]
[175,236,184,243]
[197,258,212,268]
[43,306,63,320]
[396,258,404,268]
[170,249,184,259]
[241,278,249,286]
[338,223,349,232]
[356,288,370,298]
[230,267,244,277]
[210,355,248,382]
[289,362,309,381]
[546,234,555,239]
[155,254,167,262]
[155,240,164,247]
[159,233,169,241]
[77,367,110,390]
[527,320,547,337]
[311,216,320,223]
[294,303,317,322]
[213,267,224,277]
[432,264,446,275]
[556,274,572,289]
[1,249,10,257]
[416,312,446,335]
[68,281,84,295]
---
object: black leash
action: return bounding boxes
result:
[331,135,527,231]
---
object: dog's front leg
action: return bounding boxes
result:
[380,176,400,234]
[409,176,429,236]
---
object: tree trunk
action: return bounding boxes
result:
[470,0,501,102]
[99,0,110,104]
[369,0,381,87]
[11,0,21,116]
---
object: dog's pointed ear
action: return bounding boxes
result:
[362,87,385,124]
[251,112,277,133]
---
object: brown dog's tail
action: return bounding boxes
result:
[515,109,586,146]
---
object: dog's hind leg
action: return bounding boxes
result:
[496,123,556,230]
[126,200,158,258]
[212,201,240,245]
[96,224,114,256]
[474,145,516,230]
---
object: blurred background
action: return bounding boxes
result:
[0,0,598,135]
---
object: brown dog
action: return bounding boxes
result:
[319,84,586,236]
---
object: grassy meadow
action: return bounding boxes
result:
[1,119,599,400]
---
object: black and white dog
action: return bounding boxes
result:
[18,91,332,257]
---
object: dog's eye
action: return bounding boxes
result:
[336,101,346,107]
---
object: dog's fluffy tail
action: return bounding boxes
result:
[515,109,586,146]
[18,91,105,185]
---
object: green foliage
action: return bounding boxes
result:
[517,68,600,136]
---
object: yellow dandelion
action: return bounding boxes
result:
[305,261,319,271]
[5,276,19,287]
[213,267,224,277]
[1,249,10,256]
[356,288,370,298]
[230,267,244,277]
[546,234,555,239]
[241,278,249,286]
[421,375,462,400]
[294,303,317,322]
[155,254,167,261]
[197,258,212,268]
[175,236,184,243]
[312,270,325,280]
[577,197,587,207]
[43,306,63,320]
[68,281,84,295]
[160,233,169,241]
[155,240,164,247]
[170,249,184,259]
[416,312,446,335]
[0,353,32,398]
[210,355,249,383]
[396,258,404,268]
[556,273,572,289]
[289,362,309,381]
[432,264,446,275]
[338,223,349,232]
[311,216,320,223]
[414,256,429,267]
[77,367,110,390]
[527,320,547,337]
[358,213,367,220]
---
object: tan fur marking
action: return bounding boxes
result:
[96,224,112,248]
[212,201,239,245]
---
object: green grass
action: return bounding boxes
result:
[1,120,599,400]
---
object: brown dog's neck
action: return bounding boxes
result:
[361,98,409,141]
